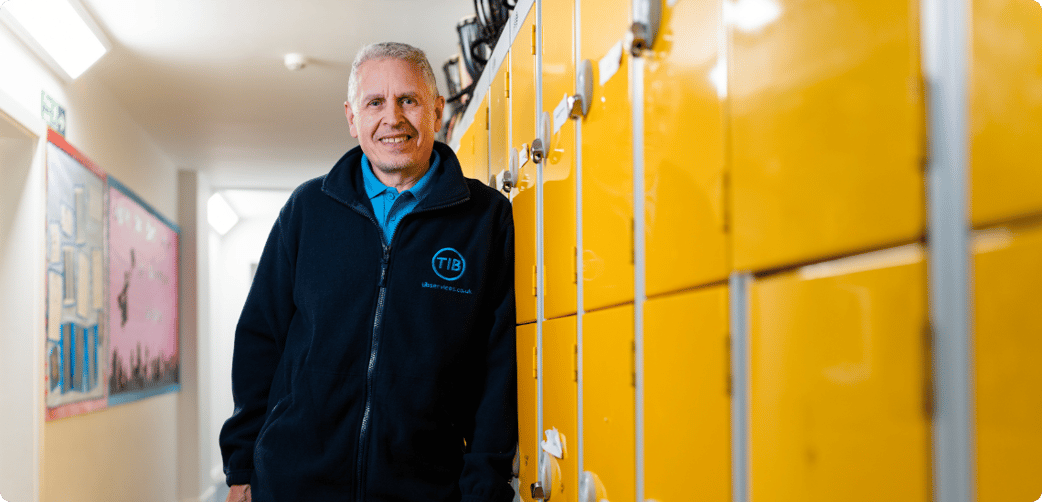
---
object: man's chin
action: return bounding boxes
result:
[370,157,419,174]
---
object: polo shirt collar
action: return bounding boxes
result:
[360,150,441,202]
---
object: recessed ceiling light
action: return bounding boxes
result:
[1,0,109,79]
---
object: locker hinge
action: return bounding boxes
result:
[485,106,490,130]
[572,246,578,284]
[532,265,538,297]
[721,170,732,233]
[572,344,578,382]
[922,322,934,418]
[916,75,929,172]
[630,218,636,265]
[725,334,733,396]
[533,346,539,380]
[531,24,537,56]
[505,71,511,99]
[630,340,637,387]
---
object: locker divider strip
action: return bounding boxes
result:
[922,0,974,499]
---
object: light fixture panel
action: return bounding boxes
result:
[0,0,111,80]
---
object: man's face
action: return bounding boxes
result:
[346,58,445,176]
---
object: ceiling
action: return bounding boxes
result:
[78,0,474,190]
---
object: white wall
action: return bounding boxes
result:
[208,208,284,493]
[0,21,208,502]
[178,170,214,502]
[0,96,45,502]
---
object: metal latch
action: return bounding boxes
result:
[531,482,546,500]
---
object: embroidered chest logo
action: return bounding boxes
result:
[432,247,466,281]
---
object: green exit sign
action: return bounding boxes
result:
[41,90,66,135]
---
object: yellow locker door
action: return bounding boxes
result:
[472,96,490,185]
[542,315,577,502]
[973,222,1042,501]
[645,286,730,502]
[970,0,1042,227]
[517,322,540,502]
[729,0,925,272]
[456,121,476,179]
[490,64,510,187]
[582,305,634,502]
[579,0,634,311]
[750,245,930,501]
[513,5,538,324]
[645,0,728,297]
[542,0,578,319]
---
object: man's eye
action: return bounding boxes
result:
[368,99,381,106]
[402,98,415,105]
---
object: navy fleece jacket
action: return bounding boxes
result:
[219,142,517,502]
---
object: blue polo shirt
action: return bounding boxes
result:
[361,151,440,244]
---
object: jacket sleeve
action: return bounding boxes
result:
[218,211,297,487]
[459,204,518,502]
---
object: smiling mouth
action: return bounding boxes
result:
[379,135,411,144]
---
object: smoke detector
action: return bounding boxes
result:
[284,53,307,71]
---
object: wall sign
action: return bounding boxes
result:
[41,91,66,136]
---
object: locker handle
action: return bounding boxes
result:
[579,471,607,502]
[531,482,546,500]
[531,111,551,164]
[628,21,653,57]
[502,147,519,192]
[628,0,661,57]
[568,60,594,120]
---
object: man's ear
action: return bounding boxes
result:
[433,96,446,132]
[345,102,359,138]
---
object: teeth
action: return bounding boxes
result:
[381,137,407,144]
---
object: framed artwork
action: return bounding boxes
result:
[106,177,180,406]
[45,130,108,420]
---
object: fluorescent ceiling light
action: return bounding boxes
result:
[3,0,108,79]
[208,193,239,235]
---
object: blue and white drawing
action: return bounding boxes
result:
[45,140,107,415]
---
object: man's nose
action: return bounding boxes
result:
[382,102,405,125]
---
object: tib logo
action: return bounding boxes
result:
[432,247,466,281]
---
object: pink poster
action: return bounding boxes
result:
[107,177,180,405]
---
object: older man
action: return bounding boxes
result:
[219,42,517,502]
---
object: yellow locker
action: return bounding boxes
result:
[513,6,538,324]
[455,113,478,179]
[970,0,1042,227]
[579,0,634,311]
[581,305,635,502]
[729,0,925,272]
[472,95,490,186]
[973,222,1042,501]
[645,286,730,502]
[750,245,930,501]
[542,0,577,319]
[645,0,728,297]
[541,315,577,502]
[517,322,540,502]
[490,64,510,187]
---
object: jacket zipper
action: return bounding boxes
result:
[357,242,389,501]
[348,196,468,500]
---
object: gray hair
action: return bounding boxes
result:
[347,42,440,111]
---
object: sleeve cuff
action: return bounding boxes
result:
[225,469,253,487]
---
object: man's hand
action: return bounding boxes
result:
[227,484,251,502]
